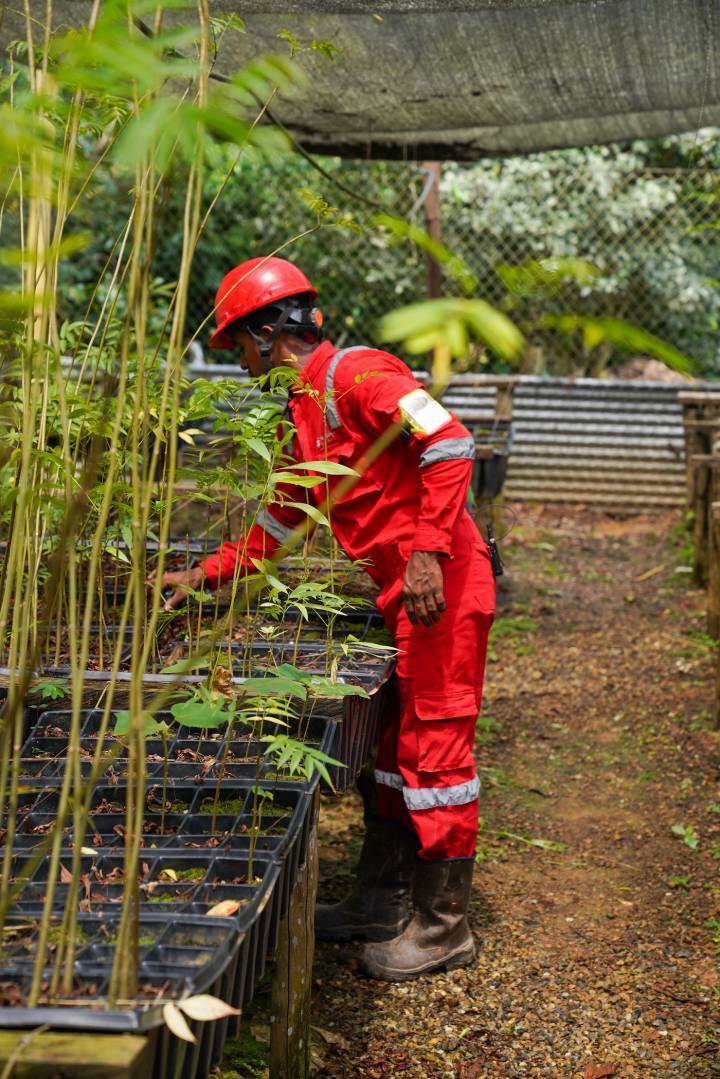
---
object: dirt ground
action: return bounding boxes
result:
[309,504,720,1079]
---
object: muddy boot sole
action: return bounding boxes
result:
[360,939,476,981]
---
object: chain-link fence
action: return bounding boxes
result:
[156,152,719,376]
[50,149,720,376]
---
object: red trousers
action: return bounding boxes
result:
[375,522,495,860]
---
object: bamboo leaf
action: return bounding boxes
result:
[283,461,359,476]
[285,501,330,528]
[312,759,335,790]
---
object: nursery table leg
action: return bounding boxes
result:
[0,1030,152,1077]
[270,787,320,1079]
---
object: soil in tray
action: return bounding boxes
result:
[0,973,190,1008]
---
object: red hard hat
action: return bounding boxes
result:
[208,257,317,349]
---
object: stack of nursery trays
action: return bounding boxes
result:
[2,702,318,1078]
[39,618,394,791]
[0,601,395,1073]
[51,550,395,792]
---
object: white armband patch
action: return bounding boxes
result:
[398,388,452,435]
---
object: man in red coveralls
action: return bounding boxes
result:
[158,257,496,980]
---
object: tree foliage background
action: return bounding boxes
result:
[54,130,720,377]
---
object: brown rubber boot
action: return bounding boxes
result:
[315,819,418,942]
[360,857,476,980]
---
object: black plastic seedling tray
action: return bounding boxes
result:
[0,910,253,1079]
[23,642,394,791]
[0,603,391,1076]
[18,705,339,785]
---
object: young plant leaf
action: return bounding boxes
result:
[161,654,211,674]
[170,701,230,729]
[245,437,271,462]
[242,676,307,700]
[308,679,369,699]
[113,711,166,737]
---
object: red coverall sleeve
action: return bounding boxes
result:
[335,351,475,556]
[198,452,308,590]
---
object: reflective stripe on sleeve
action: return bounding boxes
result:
[402,775,480,811]
[325,346,370,430]
[419,436,476,469]
[255,506,295,545]
[374,769,404,791]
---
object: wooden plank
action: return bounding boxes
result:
[269,788,319,1079]
[0,1031,152,1078]
[678,392,720,405]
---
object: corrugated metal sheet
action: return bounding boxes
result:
[187,356,715,509]
[445,376,693,508]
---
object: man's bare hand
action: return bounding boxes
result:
[402,551,446,627]
[147,566,205,612]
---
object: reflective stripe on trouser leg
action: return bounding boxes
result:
[375,769,404,791]
[400,768,480,862]
[375,685,480,860]
[395,694,481,860]
[402,775,480,812]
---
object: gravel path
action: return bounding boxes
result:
[311,506,720,1078]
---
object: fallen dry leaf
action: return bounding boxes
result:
[163,1001,197,1043]
[177,993,239,1021]
[635,563,666,581]
[211,665,235,700]
[455,1063,488,1079]
[207,898,241,917]
[584,1065,618,1079]
[312,1024,351,1050]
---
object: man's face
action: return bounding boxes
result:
[228,325,266,377]
[227,324,303,377]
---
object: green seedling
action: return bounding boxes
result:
[261,734,344,790]
[476,713,502,745]
[671,823,699,850]
[31,679,69,701]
